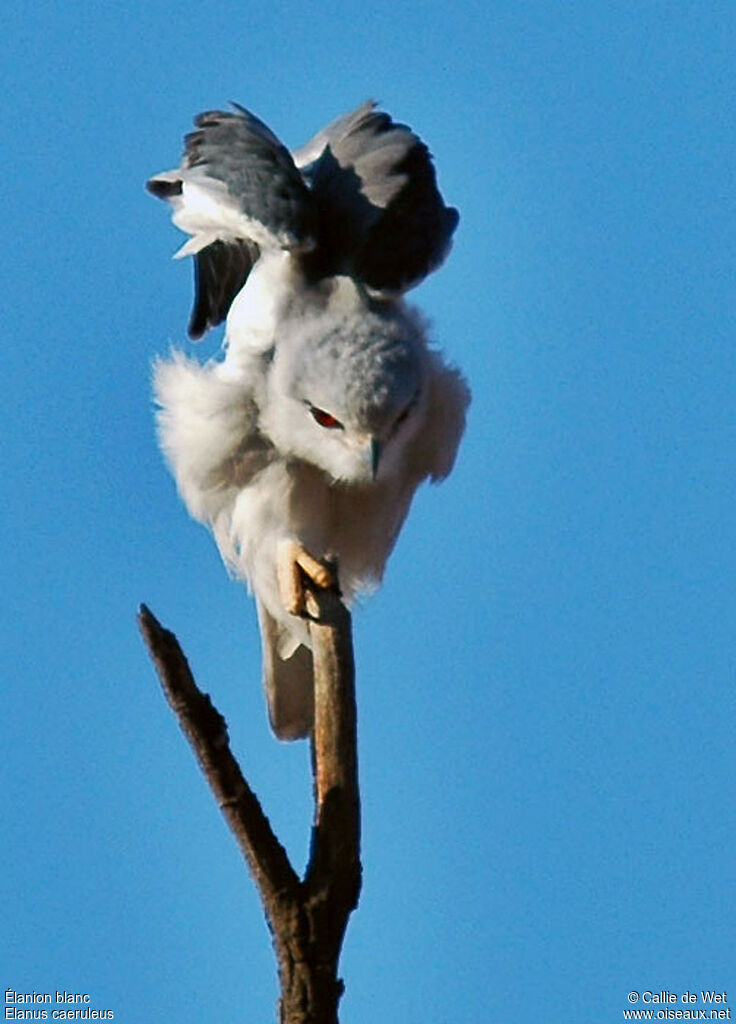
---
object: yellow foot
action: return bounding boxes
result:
[277,540,335,616]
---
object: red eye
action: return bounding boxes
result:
[310,406,343,430]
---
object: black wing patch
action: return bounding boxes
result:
[188,239,259,340]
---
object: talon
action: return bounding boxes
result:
[277,540,334,616]
[295,549,334,589]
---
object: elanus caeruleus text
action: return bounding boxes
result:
[148,101,470,739]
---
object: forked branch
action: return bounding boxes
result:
[138,587,361,1024]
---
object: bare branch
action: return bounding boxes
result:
[138,593,362,1024]
[304,587,361,901]
[137,604,299,906]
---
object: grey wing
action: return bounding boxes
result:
[296,102,459,296]
[147,105,316,338]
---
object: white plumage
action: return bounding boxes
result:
[148,101,470,739]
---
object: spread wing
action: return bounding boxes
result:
[147,102,459,336]
[296,101,459,296]
[147,106,316,338]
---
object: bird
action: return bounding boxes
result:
[147,101,470,740]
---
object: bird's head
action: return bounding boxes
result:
[261,308,426,484]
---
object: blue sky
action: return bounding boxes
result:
[2,2,734,1021]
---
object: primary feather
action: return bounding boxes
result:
[149,101,469,739]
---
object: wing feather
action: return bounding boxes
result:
[147,102,459,339]
[299,102,459,295]
[146,106,317,337]
[188,238,259,340]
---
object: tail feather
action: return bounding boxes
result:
[257,601,314,740]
